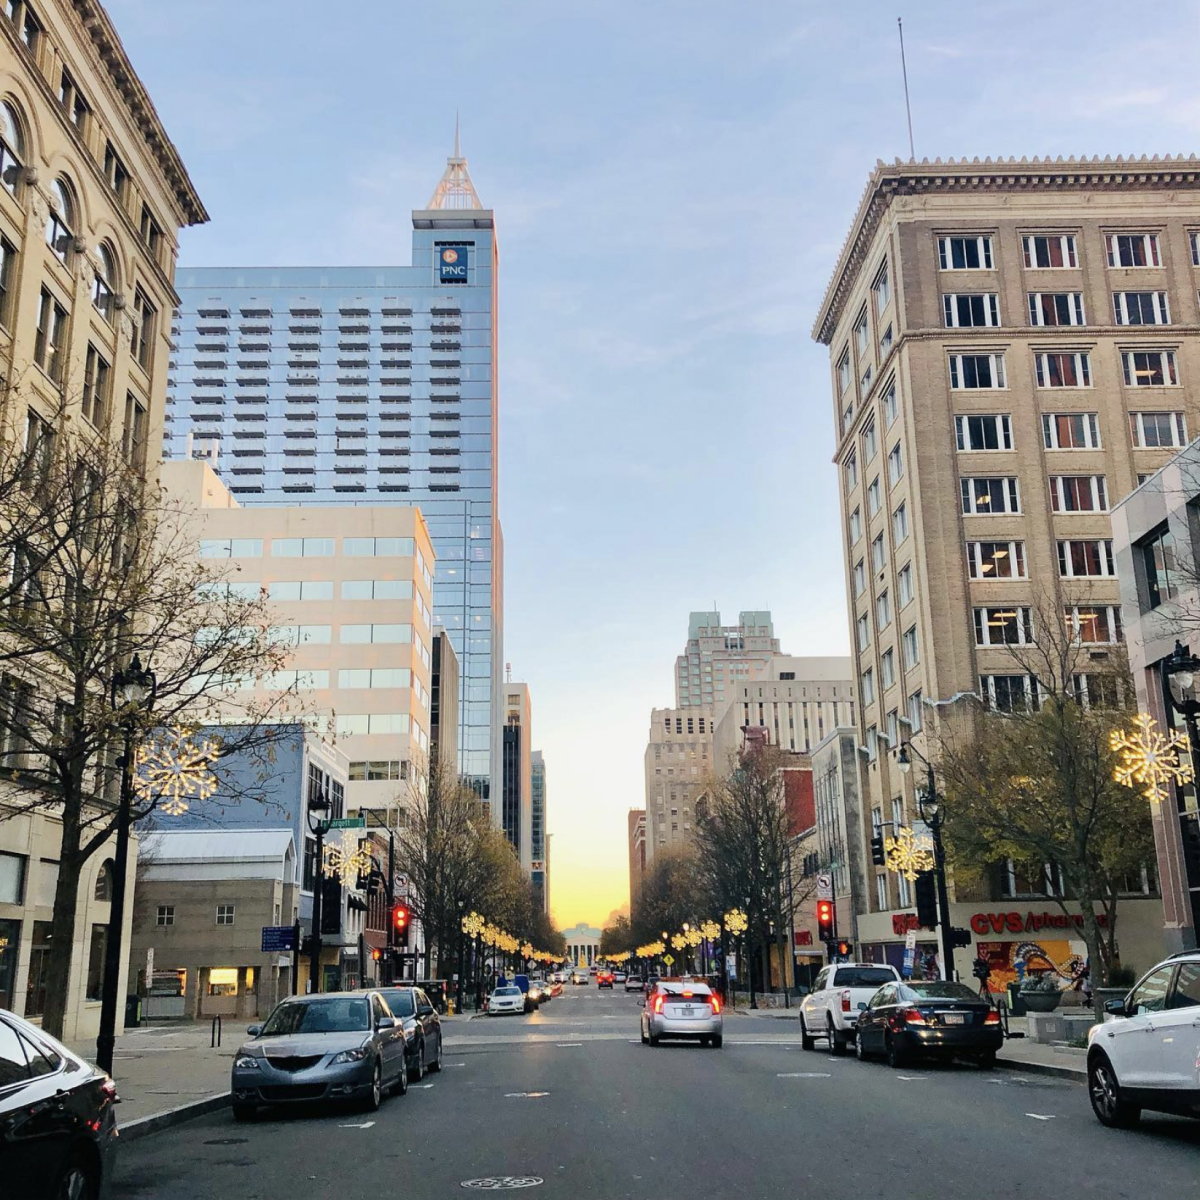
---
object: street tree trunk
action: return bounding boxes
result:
[41,800,85,1040]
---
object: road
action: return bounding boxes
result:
[115,982,1200,1198]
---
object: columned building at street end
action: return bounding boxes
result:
[811,155,1192,983]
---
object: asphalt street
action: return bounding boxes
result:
[114,983,1200,1199]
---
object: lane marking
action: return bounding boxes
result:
[896,1076,927,1081]
[419,1084,435,1088]
[777,1072,831,1078]
[1025,1113,1056,1121]
[504,1091,549,1098]
[339,1120,376,1129]
[556,1043,583,1047]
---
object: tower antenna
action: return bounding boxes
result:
[897,16,916,161]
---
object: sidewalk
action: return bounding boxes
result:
[727,1007,1087,1079]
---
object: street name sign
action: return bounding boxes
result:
[261,925,298,953]
[328,817,366,830]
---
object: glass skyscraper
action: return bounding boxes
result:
[163,144,503,804]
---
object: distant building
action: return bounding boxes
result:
[643,706,714,862]
[431,631,460,771]
[675,611,780,710]
[502,683,533,871]
[628,809,646,912]
[561,923,602,967]
[531,751,548,912]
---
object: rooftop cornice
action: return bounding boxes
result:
[811,153,1200,346]
[70,0,208,227]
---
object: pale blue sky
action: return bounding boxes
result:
[109,0,1200,926]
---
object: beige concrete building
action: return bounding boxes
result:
[712,655,856,767]
[627,808,646,912]
[502,681,533,870]
[643,706,713,861]
[675,610,780,710]
[162,460,435,824]
[811,155,1192,977]
[0,0,205,1039]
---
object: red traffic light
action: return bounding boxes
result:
[371,947,382,962]
[392,904,409,932]
[836,940,852,957]
[816,899,835,941]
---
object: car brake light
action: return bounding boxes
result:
[100,1077,119,1103]
[903,1007,928,1025]
[984,1010,1000,1025]
[682,991,694,999]
[653,994,665,1014]
[709,995,721,1015]
[841,990,851,1013]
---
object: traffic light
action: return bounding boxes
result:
[392,903,410,947]
[816,898,835,942]
[836,940,852,959]
[870,832,886,866]
[914,871,938,929]
[371,947,382,963]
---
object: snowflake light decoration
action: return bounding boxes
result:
[322,830,372,886]
[133,728,218,817]
[1110,712,1193,803]
[885,826,936,882]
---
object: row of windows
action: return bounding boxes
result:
[196,579,417,603]
[937,232,1184,272]
[198,536,419,559]
[155,905,236,927]
[959,474,1111,515]
[965,538,1117,580]
[971,605,1122,647]
[939,290,1176,329]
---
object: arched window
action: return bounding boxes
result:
[94,859,114,902]
[94,242,117,322]
[0,102,24,196]
[46,177,75,264]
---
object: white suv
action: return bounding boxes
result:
[1087,951,1200,1127]
[799,962,901,1054]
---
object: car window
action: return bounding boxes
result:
[371,995,388,1024]
[0,1021,29,1088]
[418,990,434,1009]
[1129,965,1174,1015]
[1168,963,1200,1009]
[899,981,980,1002]
[261,997,371,1034]
[381,990,415,1017]
[832,967,897,988]
[812,969,829,991]
[19,1033,59,1078]
[869,985,895,1009]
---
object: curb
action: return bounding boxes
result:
[994,1056,1085,1082]
[120,1092,230,1142]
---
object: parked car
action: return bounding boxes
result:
[854,980,1002,1068]
[571,970,589,985]
[597,971,615,989]
[378,986,444,1080]
[641,980,723,1047]
[230,992,408,1121]
[0,1007,120,1200]
[799,962,901,1054]
[624,974,645,993]
[1087,951,1200,1128]
[488,986,526,1015]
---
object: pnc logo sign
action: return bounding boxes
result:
[439,245,469,282]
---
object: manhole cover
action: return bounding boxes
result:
[203,1138,248,1146]
[461,1178,544,1190]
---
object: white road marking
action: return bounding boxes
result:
[1025,1113,1056,1121]
[777,1072,832,1078]
[556,1043,583,1047]
[339,1121,376,1129]
[504,1092,549,1098]
[419,1084,435,1089]
[896,1076,927,1081]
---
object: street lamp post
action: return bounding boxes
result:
[456,899,466,1013]
[306,783,332,994]
[1161,641,1200,939]
[898,740,955,982]
[96,653,156,1075]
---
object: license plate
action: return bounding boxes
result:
[942,1013,965,1026]
[682,1007,694,1016]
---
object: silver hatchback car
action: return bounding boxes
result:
[641,980,723,1047]
[231,991,409,1120]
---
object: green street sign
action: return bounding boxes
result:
[662,954,675,966]
[327,817,366,829]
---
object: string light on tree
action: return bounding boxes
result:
[724,909,748,937]
[132,726,218,817]
[884,826,935,882]
[1110,712,1194,803]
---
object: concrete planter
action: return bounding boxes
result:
[1020,989,1062,1013]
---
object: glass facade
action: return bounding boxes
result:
[164,220,502,802]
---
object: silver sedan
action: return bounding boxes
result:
[230,992,409,1119]
[641,981,724,1047]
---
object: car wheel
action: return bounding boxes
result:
[856,1033,870,1062]
[427,1034,443,1073]
[393,1054,408,1096]
[711,1034,723,1049]
[799,1014,815,1052]
[828,1016,847,1056]
[413,1040,426,1083]
[641,1020,649,1045]
[976,1050,997,1070]
[364,1059,383,1111]
[1089,1053,1140,1128]
[53,1153,96,1200]
[886,1033,907,1070]
[649,1027,660,1047]
[231,1103,257,1123]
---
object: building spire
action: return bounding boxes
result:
[427,115,483,210]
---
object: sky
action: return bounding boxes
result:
[107,0,1200,930]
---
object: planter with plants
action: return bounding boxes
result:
[1019,971,1063,1013]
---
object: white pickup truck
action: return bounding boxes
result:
[799,962,901,1054]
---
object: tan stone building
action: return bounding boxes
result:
[162,460,436,824]
[0,0,204,1038]
[811,155,1193,979]
[675,610,780,710]
[627,808,645,912]
[643,706,713,862]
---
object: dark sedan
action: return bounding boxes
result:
[0,1007,120,1200]
[854,980,1002,1068]
[379,987,444,1080]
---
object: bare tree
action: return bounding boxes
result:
[936,592,1155,997]
[0,411,299,1038]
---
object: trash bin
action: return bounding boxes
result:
[1006,982,1026,1018]
[125,995,141,1029]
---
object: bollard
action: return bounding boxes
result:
[211,1014,222,1048]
